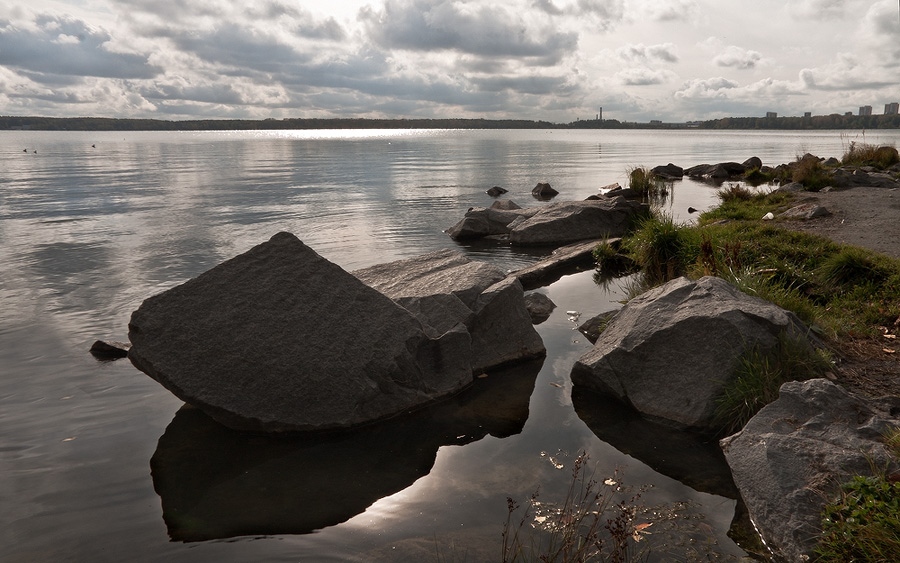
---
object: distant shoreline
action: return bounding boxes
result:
[2,114,899,132]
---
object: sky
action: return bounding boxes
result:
[0,0,899,123]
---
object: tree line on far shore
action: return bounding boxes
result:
[2,113,899,131]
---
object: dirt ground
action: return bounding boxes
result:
[777,185,900,398]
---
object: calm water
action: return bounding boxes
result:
[3,128,900,562]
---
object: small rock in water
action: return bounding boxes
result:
[89,340,131,360]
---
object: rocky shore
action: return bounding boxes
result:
[100,148,900,559]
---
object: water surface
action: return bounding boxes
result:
[3,128,899,562]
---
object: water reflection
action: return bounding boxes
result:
[150,358,543,542]
[571,386,736,498]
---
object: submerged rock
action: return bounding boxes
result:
[128,232,474,433]
[524,292,555,324]
[89,339,131,359]
[721,379,900,562]
[570,276,815,431]
[532,182,559,200]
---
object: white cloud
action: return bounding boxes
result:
[788,0,847,21]
[713,46,763,70]
[674,77,738,99]
[615,43,679,63]
[614,67,675,86]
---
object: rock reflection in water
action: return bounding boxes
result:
[571,386,737,498]
[150,358,543,542]
[572,387,766,556]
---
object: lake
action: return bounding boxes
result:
[3,128,899,562]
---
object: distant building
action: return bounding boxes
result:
[649,120,662,125]
[766,112,777,118]
[845,112,853,116]
[886,102,899,115]
[803,112,812,118]
[859,105,873,116]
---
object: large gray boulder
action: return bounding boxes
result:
[721,379,900,562]
[570,276,814,431]
[128,232,473,433]
[508,197,646,246]
[354,249,545,374]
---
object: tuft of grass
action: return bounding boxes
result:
[818,247,889,288]
[620,213,699,287]
[791,154,831,190]
[842,142,900,169]
[627,166,671,201]
[713,332,831,436]
[816,475,900,563]
[885,427,900,461]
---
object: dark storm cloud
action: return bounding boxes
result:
[139,82,247,105]
[0,15,160,79]
[162,23,312,72]
[532,0,564,15]
[243,2,347,40]
[472,74,577,96]
[616,43,679,63]
[360,0,578,65]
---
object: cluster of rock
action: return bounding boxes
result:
[772,153,900,189]
[650,157,763,181]
[651,152,900,190]
[446,196,647,246]
[127,232,545,433]
[569,274,900,560]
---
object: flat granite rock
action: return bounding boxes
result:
[354,249,545,374]
[128,232,473,433]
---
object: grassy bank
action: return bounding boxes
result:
[598,187,900,343]
[594,181,900,560]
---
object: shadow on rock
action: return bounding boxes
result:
[150,358,543,542]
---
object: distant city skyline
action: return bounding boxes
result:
[1,0,899,123]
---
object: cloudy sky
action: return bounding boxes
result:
[1,0,898,123]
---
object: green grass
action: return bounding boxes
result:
[618,212,700,287]
[702,186,791,222]
[816,475,900,563]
